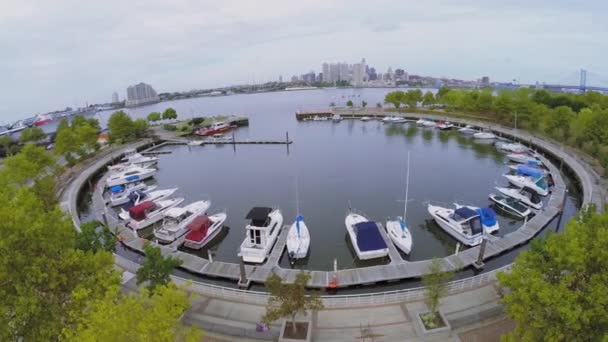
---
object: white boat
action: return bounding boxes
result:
[345,210,389,260]
[360,116,371,121]
[435,121,455,130]
[506,153,542,166]
[188,140,204,146]
[503,174,549,196]
[495,141,528,153]
[427,204,484,246]
[183,212,227,249]
[416,118,427,126]
[153,200,211,243]
[422,120,436,127]
[473,131,496,139]
[121,148,159,168]
[458,125,478,135]
[312,115,328,121]
[332,114,343,122]
[286,181,310,260]
[495,186,543,210]
[126,197,185,230]
[238,207,283,263]
[391,117,410,123]
[453,203,500,234]
[118,188,179,220]
[106,166,156,187]
[108,183,158,207]
[488,193,531,218]
[386,151,413,254]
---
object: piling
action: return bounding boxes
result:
[473,237,487,269]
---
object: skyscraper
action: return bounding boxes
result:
[125,82,160,107]
[279,75,283,83]
[352,58,367,87]
[111,92,119,103]
[322,63,330,83]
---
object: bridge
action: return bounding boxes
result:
[536,69,608,93]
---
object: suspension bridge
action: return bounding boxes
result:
[536,69,608,93]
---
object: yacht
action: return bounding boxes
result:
[489,193,531,218]
[473,131,496,139]
[238,207,283,263]
[187,140,204,146]
[121,148,159,168]
[454,204,500,234]
[508,164,547,176]
[507,152,542,166]
[332,114,343,122]
[422,120,436,127]
[106,166,156,187]
[435,121,455,130]
[503,174,549,196]
[458,125,478,134]
[126,197,185,230]
[118,188,179,219]
[108,183,157,207]
[183,212,228,249]
[360,116,371,121]
[153,200,211,244]
[495,141,528,154]
[195,121,232,136]
[286,215,310,259]
[345,210,389,260]
[386,151,413,254]
[495,186,543,210]
[427,204,484,246]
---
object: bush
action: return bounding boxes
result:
[189,117,205,126]
[163,124,177,131]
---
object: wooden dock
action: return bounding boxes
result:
[266,226,288,267]
[375,222,403,264]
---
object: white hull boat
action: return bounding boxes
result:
[386,151,413,254]
[106,166,156,187]
[286,215,310,259]
[422,120,436,127]
[427,204,483,246]
[153,200,211,243]
[495,142,528,154]
[345,211,389,260]
[454,203,500,234]
[507,153,542,166]
[495,186,543,210]
[118,188,178,220]
[188,140,204,146]
[473,131,496,139]
[121,148,159,167]
[238,207,283,263]
[332,114,342,122]
[489,193,531,218]
[360,116,371,121]
[183,212,227,249]
[503,174,549,196]
[458,125,478,135]
[127,197,185,230]
[109,183,158,207]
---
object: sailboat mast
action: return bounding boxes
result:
[403,151,410,220]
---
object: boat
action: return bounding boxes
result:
[427,204,484,246]
[360,116,371,121]
[153,200,211,243]
[108,183,158,206]
[332,114,343,122]
[188,140,204,146]
[488,193,531,218]
[391,117,410,123]
[312,116,329,121]
[503,174,549,196]
[33,114,53,127]
[435,121,455,130]
[495,141,528,153]
[126,197,185,230]
[458,125,478,135]
[416,118,427,126]
[195,121,232,136]
[473,131,496,139]
[508,164,547,177]
[183,213,228,249]
[345,210,389,260]
[453,204,500,234]
[121,148,159,168]
[495,186,543,210]
[382,116,399,123]
[117,188,179,219]
[286,180,310,260]
[422,120,436,127]
[506,152,542,166]
[238,207,284,263]
[385,152,413,254]
[106,166,156,187]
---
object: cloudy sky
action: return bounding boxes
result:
[1,0,606,121]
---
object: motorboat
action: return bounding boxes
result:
[507,152,542,166]
[121,148,159,168]
[118,188,179,219]
[386,151,413,254]
[508,164,547,177]
[422,120,436,127]
[435,121,455,130]
[312,115,329,121]
[286,215,310,259]
[495,186,543,210]
[454,204,500,234]
[391,117,410,123]
[427,204,484,246]
[106,166,156,187]
[495,141,528,154]
[458,125,478,135]
[332,114,343,122]
[238,207,284,263]
[195,121,232,136]
[503,174,549,196]
[153,200,211,243]
[187,140,204,146]
[473,131,496,139]
[489,193,531,218]
[345,210,389,260]
[126,197,185,230]
[33,114,53,127]
[416,118,426,126]
[108,183,158,207]
[183,212,227,249]
[360,116,371,121]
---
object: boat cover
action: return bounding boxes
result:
[246,207,272,226]
[526,159,542,166]
[354,222,387,252]
[454,207,477,220]
[476,208,497,227]
[185,216,212,241]
[295,215,304,235]
[517,165,543,178]
[110,185,125,193]
[128,201,155,221]
[126,175,141,182]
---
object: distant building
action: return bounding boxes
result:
[352,58,367,87]
[279,75,283,83]
[291,75,299,82]
[316,73,323,83]
[368,67,377,81]
[111,92,119,103]
[322,63,330,83]
[481,76,490,87]
[125,82,160,107]
[301,71,316,84]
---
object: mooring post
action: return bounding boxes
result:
[555,189,569,233]
[207,250,214,263]
[286,131,289,144]
[473,237,487,269]
[238,256,249,288]
[232,131,236,145]
[455,243,461,255]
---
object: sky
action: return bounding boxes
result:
[1,0,607,121]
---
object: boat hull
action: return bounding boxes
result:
[286,220,310,259]
[183,214,227,250]
[386,220,412,254]
[345,213,389,260]
[427,205,482,246]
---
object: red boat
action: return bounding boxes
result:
[195,121,232,136]
[34,114,53,127]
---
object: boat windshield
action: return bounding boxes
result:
[535,178,547,190]
[507,198,528,213]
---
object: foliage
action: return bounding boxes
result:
[136,243,183,293]
[75,221,117,253]
[422,91,435,106]
[422,259,454,324]
[66,284,202,342]
[335,80,350,87]
[2,143,57,186]
[385,90,405,108]
[163,124,177,131]
[329,102,336,107]
[189,117,205,126]
[376,102,382,108]
[404,89,423,108]
[0,135,13,155]
[55,116,99,161]
[497,212,608,341]
[147,112,162,122]
[263,272,324,335]
[346,100,354,107]
[19,127,46,144]
[162,107,178,120]
[133,118,149,137]
[108,111,148,143]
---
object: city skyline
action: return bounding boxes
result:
[1,0,606,120]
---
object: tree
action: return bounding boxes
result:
[147,112,162,123]
[162,107,178,120]
[263,272,324,336]
[75,221,117,253]
[0,135,14,155]
[498,212,608,341]
[421,259,454,328]
[2,144,57,186]
[404,89,423,108]
[362,100,367,108]
[422,91,435,106]
[136,243,183,293]
[66,284,202,342]
[133,118,149,138]
[436,86,450,100]
[19,127,46,144]
[385,91,405,109]
[346,100,354,107]
[108,111,135,143]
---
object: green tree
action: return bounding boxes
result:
[404,89,423,108]
[66,284,202,342]
[133,118,149,138]
[0,135,14,155]
[19,127,46,144]
[162,107,178,120]
[108,111,135,143]
[436,86,450,100]
[421,259,454,328]
[385,91,405,109]
[346,100,354,107]
[136,243,183,293]
[498,212,608,341]
[2,144,57,186]
[263,272,324,335]
[75,221,117,253]
[147,112,162,122]
[422,91,435,106]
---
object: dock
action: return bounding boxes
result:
[266,226,288,267]
[375,222,403,264]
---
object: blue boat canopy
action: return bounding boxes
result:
[476,207,497,227]
[354,222,387,252]
[110,185,124,194]
[517,165,543,178]
[526,159,542,167]
[454,207,478,220]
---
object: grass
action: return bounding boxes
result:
[163,116,234,136]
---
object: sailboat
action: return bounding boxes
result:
[385,152,413,254]
[286,178,310,260]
